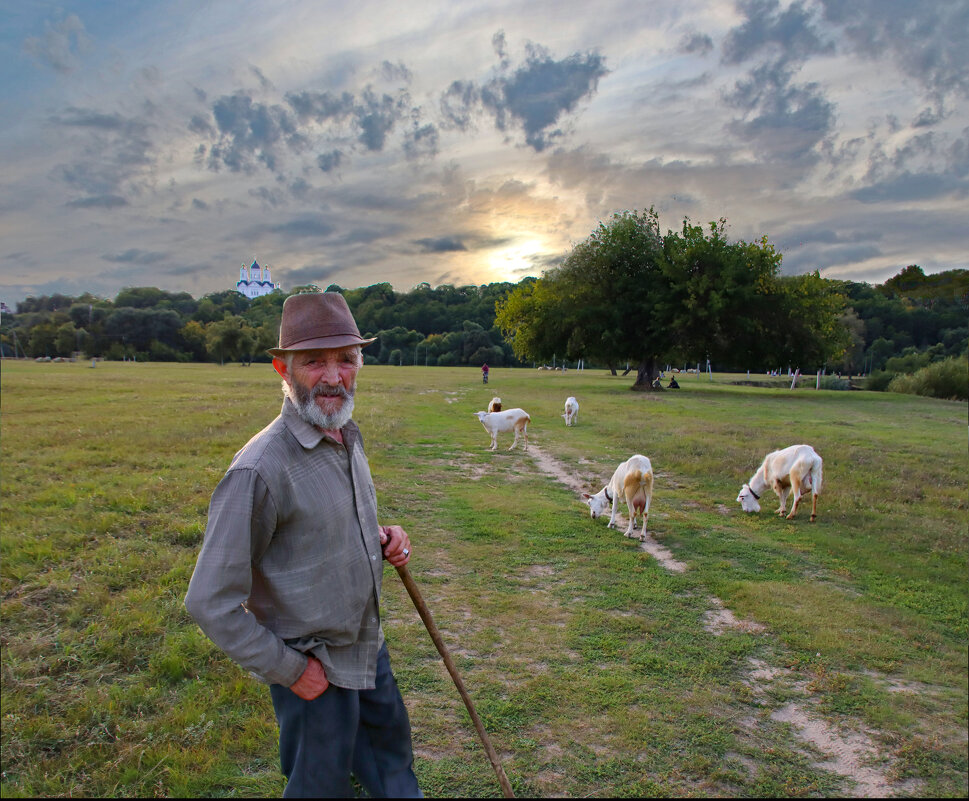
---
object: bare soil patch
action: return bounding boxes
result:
[702,597,767,635]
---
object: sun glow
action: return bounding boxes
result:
[487,238,551,283]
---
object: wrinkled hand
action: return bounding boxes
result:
[379,524,412,567]
[290,655,329,700]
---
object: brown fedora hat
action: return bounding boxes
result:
[268,292,376,357]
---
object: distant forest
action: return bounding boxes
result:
[2,266,967,380]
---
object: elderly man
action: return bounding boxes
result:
[185,292,422,798]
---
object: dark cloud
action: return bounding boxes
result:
[851,171,966,204]
[783,243,883,274]
[267,216,335,238]
[289,178,311,198]
[439,81,480,131]
[281,85,413,160]
[403,123,439,160]
[333,226,404,246]
[492,30,510,69]
[316,149,344,173]
[726,61,834,164]
[192,198,209,210]
[65,194,128,209]
[819,0,969,99]
[22,13,90,74]
[482,43,609,151]
[250,65,274,91]
[379,60,412,83]
[913,106,944,128]
[102,249,168,264]
[205,92,304,174]
[680,32,714,56]
[188,113,216,136]
[723,0,832,67]
[285,90,355,123]
[53,107,128,130]
[355,88,408,151]
[414,237,467,253]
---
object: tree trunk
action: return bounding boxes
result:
[631,357,658,391]
[607,362,618,376]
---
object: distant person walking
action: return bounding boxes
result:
[481,362,489,384]
[185,292,422,798]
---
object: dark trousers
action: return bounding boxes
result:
[270,643,422,798]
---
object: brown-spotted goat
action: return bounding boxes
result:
[737,444,823,521]
[583,454,654,540]
[473,408,530,452]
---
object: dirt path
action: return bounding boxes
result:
[526,441,914,797]
[527,443,688,572]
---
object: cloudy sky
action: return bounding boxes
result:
[1,0,966,305]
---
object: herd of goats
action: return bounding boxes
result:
[474,395,824,542]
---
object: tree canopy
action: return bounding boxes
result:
[496,209,850,387]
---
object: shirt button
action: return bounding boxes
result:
[370,554,377,561]
[371,618,377,623]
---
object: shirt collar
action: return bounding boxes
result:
[280,398,358,450]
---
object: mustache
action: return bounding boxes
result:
[311,384,352,399]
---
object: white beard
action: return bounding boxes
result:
[284,379,356,431]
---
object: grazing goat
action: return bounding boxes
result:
[583,454,654,540]
[473,408,530,452]
[562,396,579,426]
[487,397,502,413]
[737,444,823,522]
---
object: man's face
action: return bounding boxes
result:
[276,347,362,430]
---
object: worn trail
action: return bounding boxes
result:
[524,440,913,797]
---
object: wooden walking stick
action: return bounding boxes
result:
[395,563,515,798]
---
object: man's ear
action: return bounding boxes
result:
[272,357,289,381]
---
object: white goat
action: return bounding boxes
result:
[737,444,823,522]
[583,454,654,540]
[473,408,530,452]
[562,396,579,426]
[487,397,502,413]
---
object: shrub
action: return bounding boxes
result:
[819,376,852,391]
[865,370,896,392]
[887,356,968,400]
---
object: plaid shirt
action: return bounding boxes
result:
[185,399,384,690]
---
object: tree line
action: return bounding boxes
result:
[3,212,965,392]
[1,283,521,368]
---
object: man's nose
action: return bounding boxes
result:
[317,360,342,384]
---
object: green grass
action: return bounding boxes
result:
[2,361,966,797]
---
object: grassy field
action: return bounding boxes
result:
[1,360,966,797]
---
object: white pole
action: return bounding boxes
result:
[816,370,821,390]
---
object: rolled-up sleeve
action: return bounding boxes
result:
[184,467,307,687]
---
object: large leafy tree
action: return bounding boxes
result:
[496,209,848,388]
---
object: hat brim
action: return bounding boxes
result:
[268,334,377,358]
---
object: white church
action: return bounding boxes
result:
[236,259,281,298]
